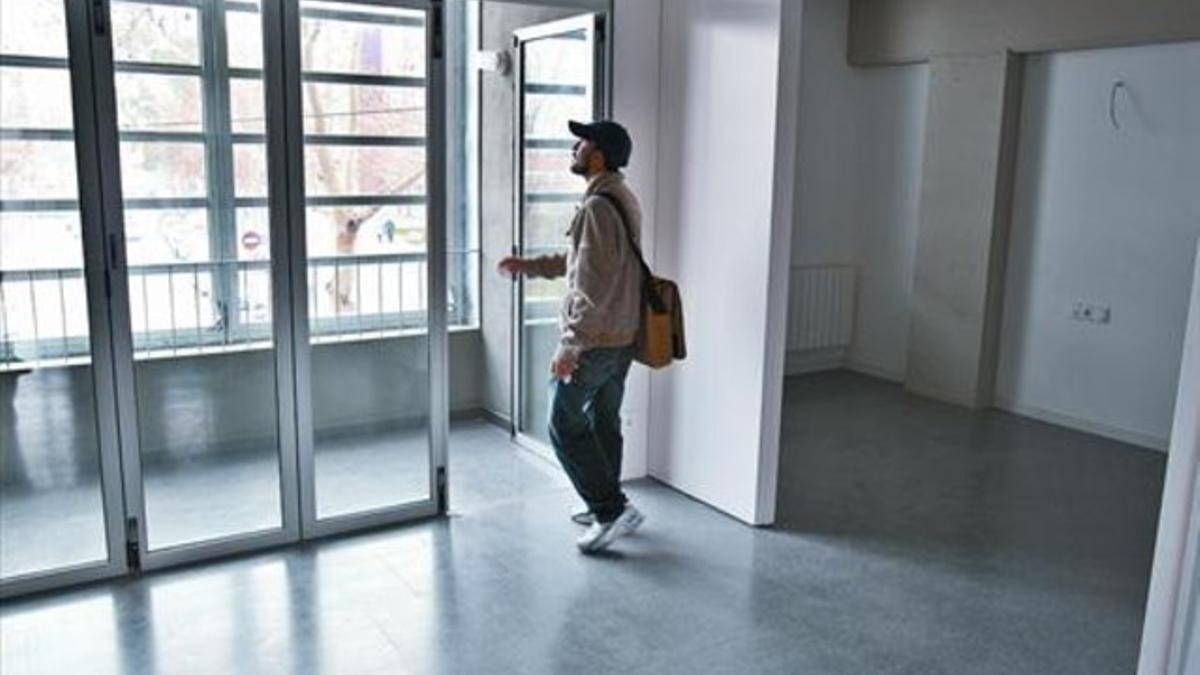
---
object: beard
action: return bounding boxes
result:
[569,146,592,176]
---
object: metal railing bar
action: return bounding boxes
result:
[141,272,151,352]
[240,267,249,345]
[376,259,384,333]
[355,257,363,335]
[0,281,10,362]
[168,266,178,354]
[333,257,342,336]
[57,270,69,366]
[2,254,482,365]
[27,277,41,364]
[193,265,202,348]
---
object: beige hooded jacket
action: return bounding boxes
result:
[524,171,644,364]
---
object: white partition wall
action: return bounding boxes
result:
[1139,241,1200,675]
[647,0,798,525]
[609,0,661,480]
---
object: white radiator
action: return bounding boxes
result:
[787,265,857,351]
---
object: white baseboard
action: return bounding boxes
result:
[785,347,847,375]
[994,396,1169,452]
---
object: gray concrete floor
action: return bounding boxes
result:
[1,419,569,579]
[0,371,1167,674]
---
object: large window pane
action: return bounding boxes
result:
[230,79,266,134]
[303,145,426,197]
[0,68,74,129]
[517,25,596,448]
[233,144,269,198]
[300,5,425,78]
[303,83,426,137]
[524,147,577,193]
[523,201,576,251]
[123,208,211,266]
[236,208,270,262]
[110,0,284,552]
[523,92,590,139]
[524,32,590,84]
[0,140,78,200]
[0,0,68,58]
[225,10,264,70]
[114,73,204,132]
[118,142,207,199]
[300,1,431,519]
[305,204,426,257]
[0,212,84,271]
[110,1,201,66]
[1,0,109,582]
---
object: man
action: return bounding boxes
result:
[498,119,645,554]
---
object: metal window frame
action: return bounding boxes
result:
[1,74,477,366]
[510,11,610,459]
[0,0,129,600]
[0,0,454,598]
[285,0,446,540]
[80,0,304,574]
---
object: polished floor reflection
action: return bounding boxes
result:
[2,418,566,575]
[1,372,1166,675]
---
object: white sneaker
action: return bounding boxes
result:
[576,505,644,553]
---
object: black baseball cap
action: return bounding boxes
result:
[568,119,632,169]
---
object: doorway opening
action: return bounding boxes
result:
[445,0,612,515]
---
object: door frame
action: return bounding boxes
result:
[509,11,609,459]
[0,0,130,600]
[86,0,304,573]
[285,0,449,539]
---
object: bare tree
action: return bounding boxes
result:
[301,21,426,312]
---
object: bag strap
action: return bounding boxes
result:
[591,193,667,313]
[591,193,652,281]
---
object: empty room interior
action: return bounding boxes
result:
[1,1,1199,674]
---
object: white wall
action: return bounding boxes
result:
[790,0,928,381]
[611,0,661,480]
[996,41,1200,450]
[1137,240,1200,675]
[649,0,791,524]
[1184,572,1200,675]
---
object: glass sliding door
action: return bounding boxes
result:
[289,0,444,532]
[2,0,449,596]
[512,14,606,452]
[0,0,127,595]
[100,0,299,563]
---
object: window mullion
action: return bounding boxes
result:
[201,0,239,346]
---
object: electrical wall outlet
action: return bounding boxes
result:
[1072,302,1112,324]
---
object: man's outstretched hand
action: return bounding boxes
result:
[497,256,526,278]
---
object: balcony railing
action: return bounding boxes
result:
[0,250,479,370]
